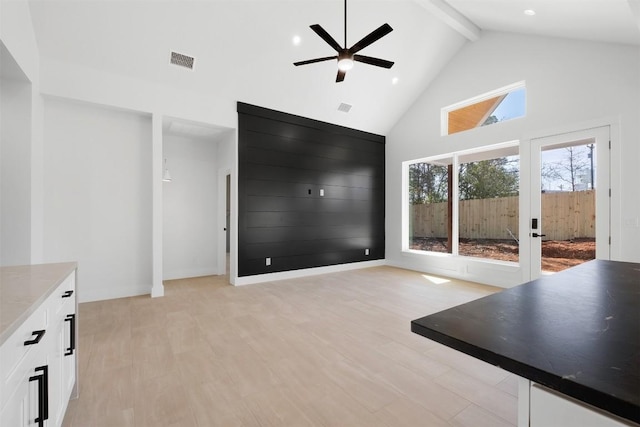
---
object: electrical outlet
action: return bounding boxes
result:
[266,257,271,266]
[365,249,369,255]
[320,189,325,197]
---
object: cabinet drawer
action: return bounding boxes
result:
[52,273,76,317]
[0,305,48,411]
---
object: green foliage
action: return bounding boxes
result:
[459,158,519,200]
[409,157,518,205]
[409,163,448,204]
[483,115,499,126]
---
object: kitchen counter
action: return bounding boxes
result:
[0,262,77,346]
[411,260,640,424]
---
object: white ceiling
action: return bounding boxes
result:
[27,0,640,136]
[447,0,640,46]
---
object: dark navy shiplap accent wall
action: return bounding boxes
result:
[237,102,385,277]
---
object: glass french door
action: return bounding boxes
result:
[529,127,610,279]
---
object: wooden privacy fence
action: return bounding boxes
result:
[410,190,595,241]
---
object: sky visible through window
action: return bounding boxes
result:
[541,143,596,192]
[486,87,526,124]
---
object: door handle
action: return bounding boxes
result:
[532,233,546,238]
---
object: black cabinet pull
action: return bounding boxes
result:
[62,290,74,298]
[532,233,547,238]
[29,365,49,427]
[64,314,76,356]
[24,330,46,346]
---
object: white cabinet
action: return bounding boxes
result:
[0,267,77,427]
[518,379,637,427]
[0,352,48,427]
[529,384,635,427]
[50,275,77,427]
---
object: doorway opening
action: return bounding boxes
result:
[530,126,610,278]
[226,173,230,272]
[218,168,232,278]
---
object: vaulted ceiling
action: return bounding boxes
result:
[27,0,640,135]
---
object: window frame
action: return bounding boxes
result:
[402,141,520,266]
[441,81,526,136]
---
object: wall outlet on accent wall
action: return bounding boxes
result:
[365,249,369,255]
[266,257,271,266]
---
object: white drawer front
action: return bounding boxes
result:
[0,305,49,411]
[52,274,76,318]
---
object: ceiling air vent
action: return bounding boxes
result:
[338,102,352,113]
[170,51,195,70]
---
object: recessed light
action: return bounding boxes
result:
[392,77,399,85]
[524,9,536,16]
[292,35,302,46]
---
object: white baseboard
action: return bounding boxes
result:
[77,261,388,301]
[163,267,219,281]
[78,282,151,303]
[385,258,518,288]
[233,260,387,286]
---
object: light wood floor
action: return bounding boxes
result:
[62,266,518,427]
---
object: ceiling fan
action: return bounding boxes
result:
[294,0,394,82]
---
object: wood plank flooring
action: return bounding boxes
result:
[62,266,518,427]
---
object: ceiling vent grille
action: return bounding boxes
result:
[338,102,352,113]
[170,51,195,70]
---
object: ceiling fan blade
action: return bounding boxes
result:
[349,23,393,54]
[294,56,337,66]
[310,24,343,52]
[353,54,394,69]
[336,70,346,82]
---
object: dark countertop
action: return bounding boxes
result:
[411,260,640,424]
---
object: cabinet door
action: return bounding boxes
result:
[53,311,76,426]
[50,307,76,425]
[58,274,77,406]
[49,316,65,426]
[0,367,30,426]
[1,355,49,427]
[62,313,76,402]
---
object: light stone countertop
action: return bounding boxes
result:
[0,262,77,346]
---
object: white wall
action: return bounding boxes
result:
[163,133,219,280]
[215,130,236,277]
[42,97,152,302]
[386,32,640,286]
[0,0,44,266]
[0,51,32,266]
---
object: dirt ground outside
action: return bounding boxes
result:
[410,237,596,272]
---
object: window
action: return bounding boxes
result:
[405,143,520,264]
[457,149,520,261]
[443,82,526,135]
[408,158,452,253]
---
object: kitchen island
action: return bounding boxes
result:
[411,260,639,426]
[1,262,78,426]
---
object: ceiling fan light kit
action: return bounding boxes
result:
[337,56,354,71]
[294,0,394,82]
